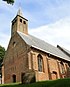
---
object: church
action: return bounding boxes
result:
[3,9,70,83]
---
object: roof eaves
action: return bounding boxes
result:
[31,45,70,62]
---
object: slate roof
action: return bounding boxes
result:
[57,45,70,57]
[17,31,70,62]
[63,48,70,56]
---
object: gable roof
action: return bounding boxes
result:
[17,31,70,62]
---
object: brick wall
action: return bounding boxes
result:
[4,33,29,83]
[4,33,70,83]
[28,47,70,81]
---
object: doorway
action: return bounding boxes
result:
[12,74,16,83]
[51,71,57,80]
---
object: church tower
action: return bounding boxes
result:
[11,8,28,36]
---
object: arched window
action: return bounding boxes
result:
[37,54,44,72]
[60,61,65,74]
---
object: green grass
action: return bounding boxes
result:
[0,78,70,87]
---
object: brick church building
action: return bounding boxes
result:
[3,9,70,83]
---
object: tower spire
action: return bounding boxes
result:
[17,8,23,16]
[11,8,28,36]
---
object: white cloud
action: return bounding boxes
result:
[1,0,70,51]
[29,17,70,51]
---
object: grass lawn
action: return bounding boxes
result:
[0,78,70,87]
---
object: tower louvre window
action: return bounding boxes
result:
[23,21,26,24]
[20,19,22,23]
[12,22,14,26]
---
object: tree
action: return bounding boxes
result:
[0,46,5,65]
[2,0,14,4]
[0,46,5,84]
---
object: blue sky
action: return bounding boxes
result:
[0,0,70,50]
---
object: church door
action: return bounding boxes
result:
[12,75,16,83]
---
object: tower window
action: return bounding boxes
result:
[23,21,26,24]
[20,19,22,23]
[12,22,14,26]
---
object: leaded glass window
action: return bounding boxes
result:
[37,54,43,72]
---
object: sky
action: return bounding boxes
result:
[0,0,70,51]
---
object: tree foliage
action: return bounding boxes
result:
[2,0,14,4]
[0,46,5,64]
